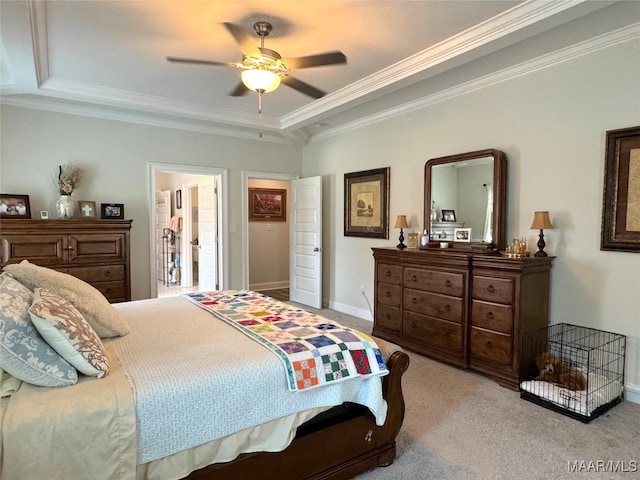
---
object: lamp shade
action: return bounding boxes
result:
[530,211,554,230]
[394,215,409,229]
[241,69,281,93]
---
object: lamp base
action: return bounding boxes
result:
[397,228,406,250]
[535,229,547,257]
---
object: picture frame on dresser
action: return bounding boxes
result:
[601,125,640,252]
[455,228,471,242]
[78,200,97,219]
[0,194,31,218]
[441,209,456,222]
[344,167,390,238]
[101,203,124,220]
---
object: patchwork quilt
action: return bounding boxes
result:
[185,290,388,391]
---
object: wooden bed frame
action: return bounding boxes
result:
[185,350,410,480]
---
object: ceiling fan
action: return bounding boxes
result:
[167,21,347,100]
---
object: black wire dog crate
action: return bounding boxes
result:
[519,323,626,423]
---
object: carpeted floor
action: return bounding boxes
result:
[294,303,640,480]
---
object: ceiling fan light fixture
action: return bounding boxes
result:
[241,69,281,93]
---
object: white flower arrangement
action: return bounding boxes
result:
[57,164,82,195]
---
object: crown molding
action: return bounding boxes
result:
[310,22,640,144]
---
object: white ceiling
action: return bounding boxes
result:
[0,1,619,143]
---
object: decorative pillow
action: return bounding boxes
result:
[29,288,110,378]
[0,273,78,387]
[3,260,130,338]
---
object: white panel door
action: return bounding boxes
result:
[198,177,218,291]
[289,176,322,308]
[155,190,171,282]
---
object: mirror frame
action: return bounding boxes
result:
[424,148,507,251]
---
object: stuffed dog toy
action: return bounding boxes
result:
[535,351,587,391]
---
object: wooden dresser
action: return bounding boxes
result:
[0,219,132,303]
[372,247,553,389]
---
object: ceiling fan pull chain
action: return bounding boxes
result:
[258,91,263,138]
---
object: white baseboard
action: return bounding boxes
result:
[625,382,640,405]
[249,281,289,291]
[326,299,373,322]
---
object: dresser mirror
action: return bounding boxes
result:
[424,149,507,250]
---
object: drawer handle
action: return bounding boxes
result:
[412,274,417,282]
[385,313,391,320]
[411,297,417,304]
[385,270,392,277]
[445,280,452,287]
[385,291,391,298]
[105,288,112,293]
[486,311,494,320]
[444,304,451,312]
[485,340,493,348]
[487,285,495,293]
[105,271,111,277]
[66,246,75,251]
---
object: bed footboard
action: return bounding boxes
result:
[186,350,410,480]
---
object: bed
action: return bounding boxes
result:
[0,264,409,480]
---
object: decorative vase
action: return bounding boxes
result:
[56,194,75,219]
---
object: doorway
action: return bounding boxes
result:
[148,163,228,298]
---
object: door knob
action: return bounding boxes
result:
[313,247,322,252]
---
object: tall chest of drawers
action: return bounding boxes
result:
[1,219,132,303]
[372,247,553,389]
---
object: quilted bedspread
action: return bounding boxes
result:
[185,290,388,391]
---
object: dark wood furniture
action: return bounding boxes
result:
[185,350,410,480]
[0,219,132,302]
[372,247,553,390]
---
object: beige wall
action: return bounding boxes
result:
[248,179,290,290]
[0,107,303,298]
[303,39,640,395]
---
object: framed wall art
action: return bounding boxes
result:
[101,203,124,220]
[0,194,31,218]
[344,167,390,238]
[78,200,97,219]
[601,125,640,252]
[248,188,286,222]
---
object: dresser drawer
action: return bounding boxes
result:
[377,283,401,307]
[377,263,401,285]
[403,311,463,353]
[471,300,512,334]
[404,268,464,297]
[472,276,514,304]
[404,288,463,323]
[92,281,126,302]
[375,304,401,333]
[63,265,125,284]
[469,327,512,366]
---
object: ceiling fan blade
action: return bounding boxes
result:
[222,22,260,57]
[229,82,249,97]
[281,75,326,99]
[167,56,236,68]
[282,51,347,70]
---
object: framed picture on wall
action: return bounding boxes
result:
[601,125,640,252]
[248,188,287,221]
[344,167,390,238]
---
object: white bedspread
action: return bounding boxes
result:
[113,296,388,464]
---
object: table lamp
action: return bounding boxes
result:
[530,211,554,257]
[395,215,409,249]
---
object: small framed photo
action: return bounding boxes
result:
[176,189,182,209]
[441,209,456,222]
[101,203,124,220]
[78,200,97,219]
[40,210,49,220]
[0,194,31,218]
[407,232,419,248]
[455,228,471,242]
